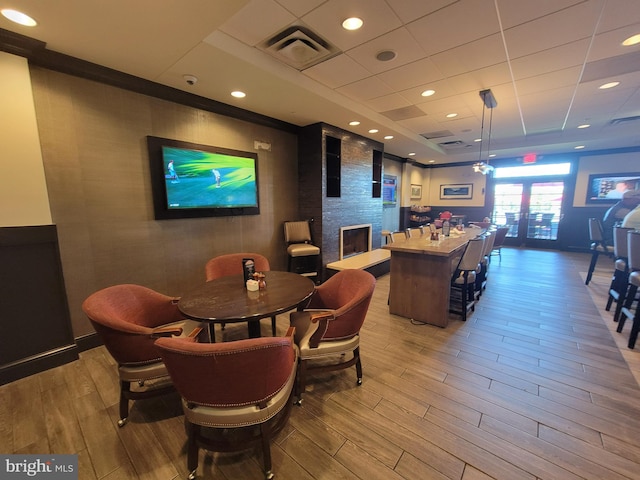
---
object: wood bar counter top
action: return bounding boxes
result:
[383,227,483,327]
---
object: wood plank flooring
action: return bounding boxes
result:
[2,247,640,479]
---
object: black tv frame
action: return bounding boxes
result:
[147,136,260,220]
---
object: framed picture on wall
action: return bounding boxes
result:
[440,183,473,199]
[410,184,422,199]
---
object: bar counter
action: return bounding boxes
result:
[383,227,483,327]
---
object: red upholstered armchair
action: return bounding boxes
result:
[155,328,298,480]
[289,269,376,403]
[204,252,275,337]
[82,284,201,427]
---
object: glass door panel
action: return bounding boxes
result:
[492,183,523,238]
[526,182,563,241]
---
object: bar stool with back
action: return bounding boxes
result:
[615,230,640,348]
[585,217,614,285]
[284,220,320,282]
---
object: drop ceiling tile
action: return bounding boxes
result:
[303,53,371,89]
[376,57,444,91]
[301,0,402,51]
[588,26,640,62]
[345,27,426,74]
[503,2,604,58]
[365,93,412,113]
[430,34,507,78]
[509,39,590,80]
[398,79,458,105]
[514,66,582,95]
[274,0,325,17]
[445,64,513,96]
[385,0,457,23]
[336,76,395,101]
[218,0,296,47]
[495,0,585,29]
[406,0,501,56]
[596,0,640,31]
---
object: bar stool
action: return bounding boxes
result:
[616,231,640,348]
[449,236,485,321]
[475,230,496,298]
[585,218,614,285]
[606,227,632,317]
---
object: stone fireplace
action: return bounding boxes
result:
[339,224,372,260]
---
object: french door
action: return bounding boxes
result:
[492,180,565,247]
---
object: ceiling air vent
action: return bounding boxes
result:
[437,140,468,149]
[421,130,455,139]
[261,25,339,71]
[610,115,640,126]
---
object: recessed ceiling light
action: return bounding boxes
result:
[446,113,458,118]
[349,121,360,126]
[384,135,393,140]
[421,89,435,97]
[474,138,482,143]
[574,145,585,150]
[577,124,590,129]
[489,154,496,158]
[1,8,37,26]
[428,160,435,163]
[342,17,363,30]
[231,91,246,98]
[622,34,640,46]
[368,129,379,134]
[408,152,416,156]
[599,81,620,89]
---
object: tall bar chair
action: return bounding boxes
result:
[449,236,485,321]
[585,217,614,285]
[615,231,640,348]
[606,227,632,317]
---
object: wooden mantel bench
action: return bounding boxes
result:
[326,249,390,278]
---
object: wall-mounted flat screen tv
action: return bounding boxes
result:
[147,136,260,220]
[585,172,640,204]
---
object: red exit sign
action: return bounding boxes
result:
[523,153,537,164]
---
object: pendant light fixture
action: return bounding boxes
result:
[473,89,497,175]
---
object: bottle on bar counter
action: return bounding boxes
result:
[442,219,450,236]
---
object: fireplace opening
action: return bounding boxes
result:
[339,224,372,259]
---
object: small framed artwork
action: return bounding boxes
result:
[440,184,473,200]
[410,184,422,199]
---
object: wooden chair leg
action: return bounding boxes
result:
[628,306,640,349]
[617,285,638,332]
[296,359,307,405]
[585,251,599,285]
[270,316,277,336]
[354,347,362,385]
[259,423,274,480]
[187,422,199,480]
[118,381,130,427]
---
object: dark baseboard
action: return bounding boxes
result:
[75,332,103,353]
[0,344,78,386]
[366,260,390,278]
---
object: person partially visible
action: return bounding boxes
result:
[621,204,640,230]
[603,190,640,243]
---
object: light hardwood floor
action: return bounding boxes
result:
[2,247,640,480]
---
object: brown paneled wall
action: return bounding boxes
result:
[29,67,300,338]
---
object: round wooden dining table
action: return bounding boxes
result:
[178,271,315,341]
